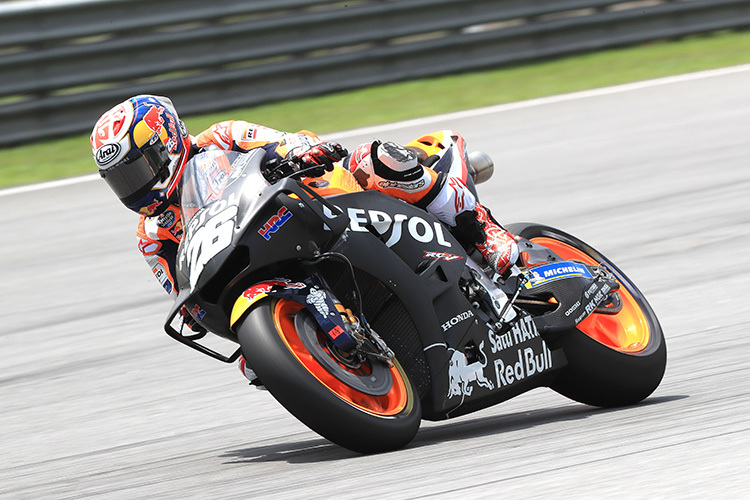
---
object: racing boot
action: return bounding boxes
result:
[473,203,519,276]
[238,355,265,390]
[452,203,518,276]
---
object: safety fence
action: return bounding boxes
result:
[1,0,749,146]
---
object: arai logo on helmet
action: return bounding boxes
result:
[95,143,122,166]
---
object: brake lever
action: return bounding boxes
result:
[263,158,302,183]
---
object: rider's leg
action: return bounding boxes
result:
[345,140,518,274]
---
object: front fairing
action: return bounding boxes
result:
[169,149,352,337]
[176,150,262,294]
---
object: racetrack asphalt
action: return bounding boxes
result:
[1,66,749,499]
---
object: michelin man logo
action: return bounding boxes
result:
[306,287,330,317]
[527,270,544,286]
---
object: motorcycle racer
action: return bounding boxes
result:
[91,94,517,383]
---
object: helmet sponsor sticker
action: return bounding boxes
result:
[91,102,133,149]
[164,113,180,153]
[95,143,122,166]
[142,104,165,134]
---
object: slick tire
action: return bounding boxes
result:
[508,223,667,407]
[237,298,421,454]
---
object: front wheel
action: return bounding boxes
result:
[237,298,421,453]
[508,223,667,407]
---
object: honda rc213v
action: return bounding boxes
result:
[164,142,666,454]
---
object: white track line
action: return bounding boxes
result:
[0,173,100,197]
[2,63,749,198]
[329,63,750,139]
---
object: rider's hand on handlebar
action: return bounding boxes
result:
[293,142,348,177]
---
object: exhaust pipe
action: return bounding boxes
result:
[468,151,494,184]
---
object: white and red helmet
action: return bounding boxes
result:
[91,95,191,216]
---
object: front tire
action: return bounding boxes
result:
[508,223,667,407]
[237,298,421,453]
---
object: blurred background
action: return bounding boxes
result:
[2,2,750,497]
[1,0,750,187]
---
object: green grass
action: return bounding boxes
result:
[2,30,750,189]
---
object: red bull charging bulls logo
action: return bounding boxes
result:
[142,104,165,133]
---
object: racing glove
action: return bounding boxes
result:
[180,305,206,334]
[293,142,348,177]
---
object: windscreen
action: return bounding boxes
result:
[179,150,247,223]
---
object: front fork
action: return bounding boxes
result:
[230,275,394,363]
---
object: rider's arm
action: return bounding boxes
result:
[193,120,323,160]
[136,207,182,298]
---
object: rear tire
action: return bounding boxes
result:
[237,298,421,453]
[508,223,667,407]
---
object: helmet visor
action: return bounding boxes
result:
[100,140,170,204]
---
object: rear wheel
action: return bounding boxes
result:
[508,223,667,407]
[237,298,421,453]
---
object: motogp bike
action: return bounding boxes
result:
[164,138,666,453]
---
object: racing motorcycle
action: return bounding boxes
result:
[164,138,666,454]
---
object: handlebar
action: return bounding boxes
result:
[263,156,336,184]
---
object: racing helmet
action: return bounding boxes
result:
[91,95,192,216]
